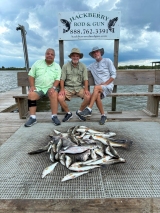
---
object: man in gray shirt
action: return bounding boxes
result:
[58,48,91,122]
[79,46,116,125]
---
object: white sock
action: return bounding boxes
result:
[30,115,36,119]
[77,110,81,113]
[67,112,72,114]
[52,114,57,118]
[101,114,106,117]
[87,107,92,112]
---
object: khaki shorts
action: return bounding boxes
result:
[65,88,84,101]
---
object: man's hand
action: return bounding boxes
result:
[58,89,65,96]
[84,89,91,96]
[48,87,56,95]
[29,86,36,92]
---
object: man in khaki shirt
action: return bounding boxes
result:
[58,48,91,122]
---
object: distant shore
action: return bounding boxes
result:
[0,64,159,70]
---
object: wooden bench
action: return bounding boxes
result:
[13,70,160,119]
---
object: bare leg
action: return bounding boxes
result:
[79,94,91,111]
[48,91,59,114]
[96,93,105,114]
[88,85,103,108]
[28,92,40,115]
[58,95,70,113]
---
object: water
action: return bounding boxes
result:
[0,70,160,111]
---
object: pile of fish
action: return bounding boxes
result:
[28,126,133,182]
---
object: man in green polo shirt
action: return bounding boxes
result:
[58,48,91,122]
[24,48,61,127]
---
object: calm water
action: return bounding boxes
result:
[0,70,160,111]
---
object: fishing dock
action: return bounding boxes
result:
[0,87,160,213]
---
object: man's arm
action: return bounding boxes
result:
[53,80,60,88]
[83,80,90,96]
[28,76,36,92]
[101,77,115,85]
[58,79,65,96]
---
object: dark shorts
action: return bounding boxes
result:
[35,88,59,98]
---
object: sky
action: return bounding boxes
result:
[0,0,160,68]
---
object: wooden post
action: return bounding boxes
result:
[112,39,119,111]
[22,86,27,94]
[59,40,64,68]
[59,40,64,112]
[147,84,154,113]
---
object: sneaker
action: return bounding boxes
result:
[24,117,37,127]
[99,115,107,125]
[52,116,61,126]
[62,113,73,122]
[76,111,86,121]
[79,108,92,117]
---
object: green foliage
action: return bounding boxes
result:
[0,67,28,70]
[118,65,159,69]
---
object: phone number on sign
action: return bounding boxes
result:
[70,29,109,34]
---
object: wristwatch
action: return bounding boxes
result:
[52,86,56,90]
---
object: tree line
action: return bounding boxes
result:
[0,64,160,70]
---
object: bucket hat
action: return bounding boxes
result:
[89,46,104,58]
[68,48,83,59]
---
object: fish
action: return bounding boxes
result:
[28,142,50,155]
[87,129,106,134]
[52,143,56,153]
[53,129,61,135]
[50,135,61,144]
[76,132,86,139]
[94,132,116,138]
[107,138,133,149]
[78,138,86,145]
[42,162,58,178]
[76,127,106,134]
[68,164,100,172]
[65,155,72,168]
[85,155,112,165]
[92,135,108,145]
[76,128,87,133]
[108,17,118,33]
[60,146,89,154]
[94,147,104,158]
[60,19,71,33]
[55,152,60,160]
[48,144,53,152]
[56,138,63,152]
[67,126,75,131]
[71,125,80,135]
[90,149,98,160]
[52,130,69,138]
[75,150,90,162]
[79,126,88,129]
[59,153,66,166]
[62,137,77,147]
[105,144,120,158]
[101,157,126,165]
[82,134,91,140]
[69,133,80,145]
[61,171,89,182]
[49,148,55,162]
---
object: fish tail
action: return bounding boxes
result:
[28,149,47,155]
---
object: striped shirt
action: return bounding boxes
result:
[28,59,61,93]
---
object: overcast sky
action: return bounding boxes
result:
[0,0,160,68]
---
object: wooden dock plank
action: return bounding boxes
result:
[0,198,160,213]
[0,87,23,112]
